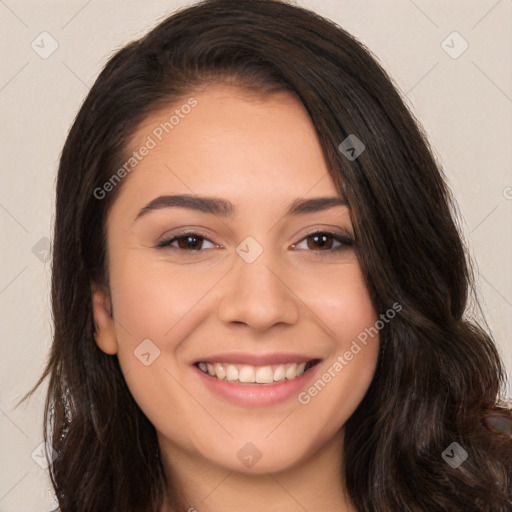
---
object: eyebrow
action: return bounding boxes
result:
[134,193,348,221]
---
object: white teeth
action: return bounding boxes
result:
[226,364,239,381]
[285,363,298,380]
[197,360,314,383]
[273,365,286,382]
[213,362,226,380]
[256,366,274,384]
[239,365,256,382]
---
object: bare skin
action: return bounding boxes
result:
[92,83,379,512]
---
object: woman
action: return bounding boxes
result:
[23,0,511,510]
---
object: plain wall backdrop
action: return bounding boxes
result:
[0,1,511,510]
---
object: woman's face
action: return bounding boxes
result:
[92,84,379,474]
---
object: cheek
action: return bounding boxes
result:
[295,264,379,408]
[105,258,206,436]
[298,262,378,348]
[108,255,217,344]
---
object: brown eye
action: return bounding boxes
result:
[175,235,204,250]
[293,231,354,254]
[157,233,216,251]
[306,233,335,250]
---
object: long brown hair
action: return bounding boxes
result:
[22,0,511,510]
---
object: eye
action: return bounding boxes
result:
[291,231,354,254]
[156,232,217,251]
[156,230,354,255]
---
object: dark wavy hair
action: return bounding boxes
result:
[21,0,511,510]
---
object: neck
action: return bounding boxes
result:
[158,429,356,512]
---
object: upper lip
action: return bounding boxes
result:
[194,352,322,366]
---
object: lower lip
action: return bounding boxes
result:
[193,362,321,407]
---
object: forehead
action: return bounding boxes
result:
[116,84,340,206]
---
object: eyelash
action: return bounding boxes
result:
[155,230,354,257]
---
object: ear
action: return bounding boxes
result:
[91,281,118,355]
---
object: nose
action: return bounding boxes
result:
[216,248,300,331]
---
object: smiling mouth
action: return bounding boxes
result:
[194,359,321,384]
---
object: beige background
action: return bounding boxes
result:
[0,1,511,510]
